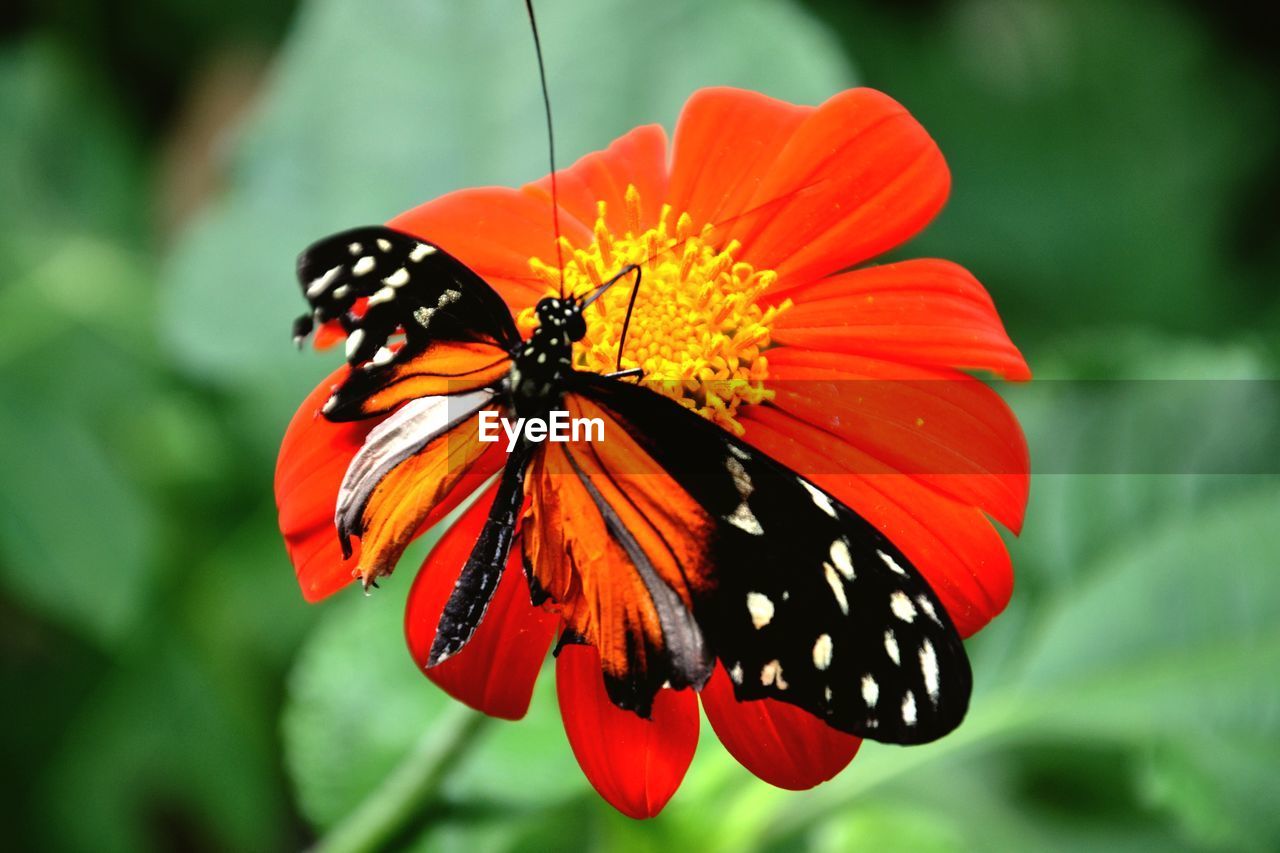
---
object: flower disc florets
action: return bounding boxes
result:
[521,185,790,435]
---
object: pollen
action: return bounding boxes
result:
[521,184,789,434]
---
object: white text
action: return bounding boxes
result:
[477,410,605,451]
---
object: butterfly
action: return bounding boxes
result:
[291,222,972,745]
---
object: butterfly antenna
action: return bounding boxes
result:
[615,266,642,372]
[525,0,566,298]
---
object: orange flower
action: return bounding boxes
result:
[275,87,1029,818]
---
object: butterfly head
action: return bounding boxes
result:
[534,296,588,342]
[537,262,640,343]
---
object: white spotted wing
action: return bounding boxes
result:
[294,226,520,419]
[295,226,520,356]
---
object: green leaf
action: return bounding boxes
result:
[0,327,164,645]
[1140,736,1280,851]
[283,577,447,832]
[1004,332,1276,602]
[0,38,146,246]
[1013,486,1280,848]
[38,634,292,853]
[0,36,173,645]
[0,407,154,643]
[282,561,587,840]
[809,802,965,852]
[0,240,176,645]
[1015,487,1280,739]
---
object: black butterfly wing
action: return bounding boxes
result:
[571,373,972,745]
[295,225,521,352]
[295,226,520,420]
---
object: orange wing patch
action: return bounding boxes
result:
[345,341,511,418]
[355,411,496,585]
[522,394,717,709]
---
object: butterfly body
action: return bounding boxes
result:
[294,225,973,745]
[507,297,581,417]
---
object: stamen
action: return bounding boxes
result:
[594,212,613,269]
[625,185,642,236]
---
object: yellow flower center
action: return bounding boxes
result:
[521,185,790,435]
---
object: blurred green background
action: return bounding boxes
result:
[2,0,1277,850]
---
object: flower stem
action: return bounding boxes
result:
[313,706,490,853]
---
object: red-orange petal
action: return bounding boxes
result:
[730,88,950,292]
[388,186,589,314]
[556,644,699,819]
[404,485,557,720]
[524,123,670,236]
[774,259,1031,381]
[700,665,860,790]
[276,365,370,602]
[666,87,813,233]
[740,406,1013,637]
[764,348,1029,535]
